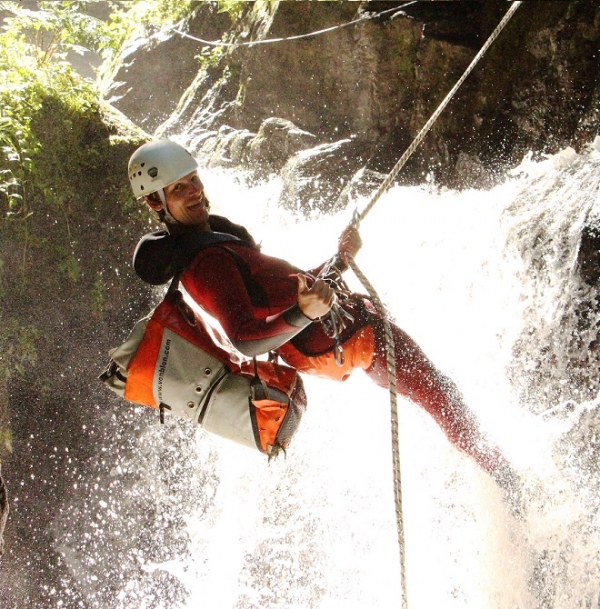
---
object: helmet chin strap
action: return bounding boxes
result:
[157,188,180,225]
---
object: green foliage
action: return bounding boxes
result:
[0,1,114,66]
[102,0,198,60]
[0,1,154,216]
[0,1,152,390]
[107,0,198,31]
[197,44,227,71]
[0,0,198,68]
[0,1,102,217]
[216,0,248,22]
[0,114,32,216]
[215,0,282,24]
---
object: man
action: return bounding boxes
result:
[129,139,518,493]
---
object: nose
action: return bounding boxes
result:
[185,180,203,199]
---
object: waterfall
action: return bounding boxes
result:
[53,143,600,608]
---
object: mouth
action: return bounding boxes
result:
[188,195,207,211]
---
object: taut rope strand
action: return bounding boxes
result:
[346,252,407,608]
[341,4,523,607]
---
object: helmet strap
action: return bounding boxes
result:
[157,188,180,226]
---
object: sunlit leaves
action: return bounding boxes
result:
[216,0,276,22]
[0,1,101,217]
[0,0,200,216]
[216,0,248,22]
[102,0,198,59]
[0,1,111,67]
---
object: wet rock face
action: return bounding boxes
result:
[103,2,232,133]
[108,0,600,203]
[0,465,7,557]
[388,0,506,49]
[579,223,600,288]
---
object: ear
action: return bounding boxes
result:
[144,195,163,212]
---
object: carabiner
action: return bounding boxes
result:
[334,340,345,367]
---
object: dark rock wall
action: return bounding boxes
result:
[107,0,600,201]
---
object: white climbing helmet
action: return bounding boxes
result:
[128,140,198,198]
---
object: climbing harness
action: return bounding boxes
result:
[330,3,523,607]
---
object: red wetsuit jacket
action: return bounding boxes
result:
[133,217,372,360]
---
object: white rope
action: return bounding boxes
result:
[172,3,417,48]
[346,252,407,609]
[340,5,523,607]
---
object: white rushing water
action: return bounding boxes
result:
[58,143,600,608]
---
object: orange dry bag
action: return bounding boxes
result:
[100,290,306,457]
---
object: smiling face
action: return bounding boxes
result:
[146,170,210,230]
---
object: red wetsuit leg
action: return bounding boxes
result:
[364,315,505,476]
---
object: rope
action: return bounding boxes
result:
[173,3,418,49]
[338,5,523,607]
[346,252,407,608]
[355,0,523,225]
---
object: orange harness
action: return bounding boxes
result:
[276,323,375,382]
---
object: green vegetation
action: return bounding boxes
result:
[216,0,266,22]
[0,0,199,211]
[0,1,175,401]
[105,0,198,48]
[197,44,227,72]
[0,3,94,215]
[0,3,98,392]
[193,1,277,69]
[215,0,334,20]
